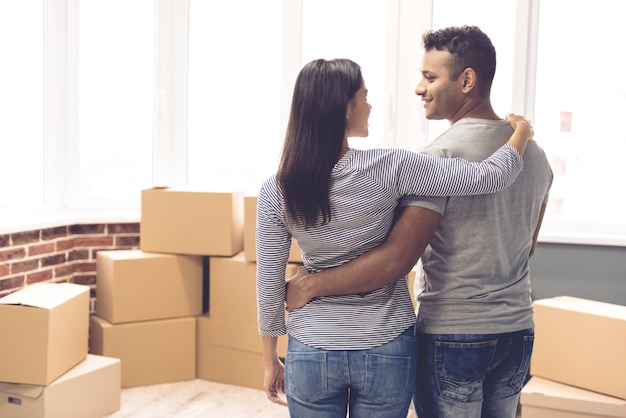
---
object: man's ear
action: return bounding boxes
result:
[461,68,476,93]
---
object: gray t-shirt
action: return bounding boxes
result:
[403,118,553,334]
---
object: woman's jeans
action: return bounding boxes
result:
[285,326,417,418]
[414,328,534,418]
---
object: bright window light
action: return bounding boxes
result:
[0,2,44,208]
[534,0,626,239]
[76,0,154,205]
[187,0,284,192]
[301,0,389,150]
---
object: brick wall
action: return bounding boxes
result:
[0,223,140,312]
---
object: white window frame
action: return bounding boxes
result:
[2,0,625,247]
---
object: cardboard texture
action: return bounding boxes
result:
[196,315,287,357]
[531,296,626,399]
[0,283,90,385]
[521,377,626,418]
[96,250,203,323]
[243,193,302,262]
[209,252,301,325]
[89,315,196,388]
[0,354,121,418]
[196,315,286,391]
[140,186,244,256]
[197,343,267,391]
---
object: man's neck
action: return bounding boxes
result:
[449,99,499,125]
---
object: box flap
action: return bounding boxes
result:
[0,382,44,399]
[0,283,88,310]
[522,377,626,415]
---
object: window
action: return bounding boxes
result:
[187,0,284,191]
[75,0,154,208]
[1,0,625,246]
[301,0,389,150]
[534,0,626,242]
[0,2,45,209]
[186,0,393,192]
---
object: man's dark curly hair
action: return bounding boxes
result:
[423,25,496,97]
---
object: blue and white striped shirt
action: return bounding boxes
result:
[256,144,523,350]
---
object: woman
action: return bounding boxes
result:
[256,58,532,417]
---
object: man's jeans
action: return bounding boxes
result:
[414,328,534,418]
[285,326,417,418]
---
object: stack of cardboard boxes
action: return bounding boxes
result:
[89,250,200,388]
[521,296,626,417]
[0,282,121,418]
[89,187,303,392]
[195,193,303,389]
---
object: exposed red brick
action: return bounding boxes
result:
[55,264,75,277]
[108,223,140,234]
[73,274,96,286]
[0,248,26,262]
[0,263,10,277]
[69,224,105,235]
[27,269,54,284]
[74,261,97,273]
[42,226,68,241]
[56,238,75,251]
[115,236,140,247]
[68,249,90,261]
[73,237,114,248]
[2,221,143,297]
[12,230,40,245]
[11,259,39,274]
[29,242,56,256]
[0,276,25,292]
[42,253,67,267]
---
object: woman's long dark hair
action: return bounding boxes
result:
[277,58,362,228]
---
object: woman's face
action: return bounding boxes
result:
[345,79,371,138]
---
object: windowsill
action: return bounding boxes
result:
[538,231,626,248]
[2,211,625,249]
[0,210,141,235]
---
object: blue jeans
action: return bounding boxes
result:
[285,326,417,418]
[414,328,534,418]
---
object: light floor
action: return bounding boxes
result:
[104,379,290,418]
[104,379,419,418]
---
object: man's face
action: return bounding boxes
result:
[415,49,466,123]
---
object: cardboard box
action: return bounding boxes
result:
[0,354,121,418]
[521,377,626,418]
[197,343,267,391]
[196,315,287,390]
[531,296,626,399]
[96,250,203,323]
[197,315,287,357]
[209,252,301,325]
[89,315,195,388]
[243,193,302,262]
[141,187,244,256]
[0,283,90,385]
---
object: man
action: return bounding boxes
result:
[285,25,553,418]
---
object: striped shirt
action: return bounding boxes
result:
[256,144,523,350]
